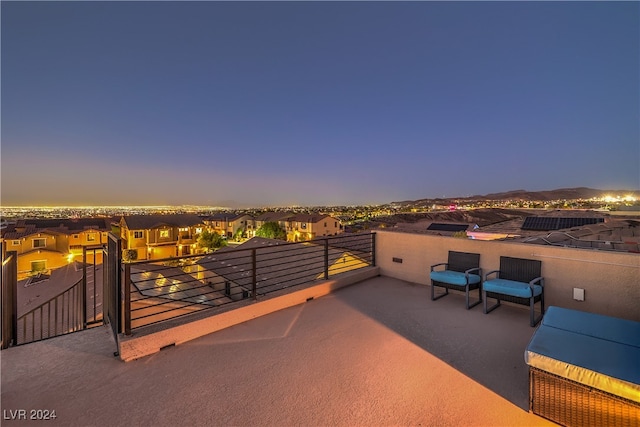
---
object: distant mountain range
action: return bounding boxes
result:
[394,187,640,205]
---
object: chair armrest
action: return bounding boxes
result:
[529,277,544,287]
[430,262,448,272]
[485,270,500,281]
[465,267,482,276]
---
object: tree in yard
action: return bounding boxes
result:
[233,227,246,242]
[198,230,227,252]
[122,249,138,263]
[255,222,287,240]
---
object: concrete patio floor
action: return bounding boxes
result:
[1,275,553,426]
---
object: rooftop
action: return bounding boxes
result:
[1,275,552,426]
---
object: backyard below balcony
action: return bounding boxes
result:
[1,275,553,426]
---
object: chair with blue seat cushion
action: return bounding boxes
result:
[483,256,544,326]
[430,251,482,309]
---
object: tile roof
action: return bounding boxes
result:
[121,214,205,230]
[289,213,332,223]
[2,218,113,239]
[205,213,251,222]
[254,212,295,222]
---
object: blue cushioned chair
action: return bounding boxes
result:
[483,256,544,326]
[430,251,482,309]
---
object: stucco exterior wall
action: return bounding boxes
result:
[16,249,67,278]
[375,230,640,322]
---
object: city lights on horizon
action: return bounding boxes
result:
[599,195,638,203]
[2,193,639,211]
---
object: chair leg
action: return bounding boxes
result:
[431,281,449,301]
[530,295,544,327]
[465,284,482,310]
[483,291,501,314]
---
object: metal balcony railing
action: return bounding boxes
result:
[1,247,104,348]
[121,233,376,333]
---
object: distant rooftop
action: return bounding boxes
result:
[387,209,640,252]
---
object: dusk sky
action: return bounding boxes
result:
[2,2,638,207]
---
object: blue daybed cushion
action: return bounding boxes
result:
[526,325,640,385]
[542,306,640,348]
[430,270,481,286]
[483,278,542,298]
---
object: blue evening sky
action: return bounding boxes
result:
[2,1,638,207]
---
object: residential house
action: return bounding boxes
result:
[120,214,207,260]
[203,213,255,239]
[285,213,343,241]
[0,218,112,279]
[252,212,343,242]
[253,212,295,235]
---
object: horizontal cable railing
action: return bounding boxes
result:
[123,232,375,332]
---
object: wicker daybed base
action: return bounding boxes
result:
[530,365,640,427]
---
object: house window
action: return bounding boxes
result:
[335,222,338,228]
[215,222,220,227]
[72,234,80,239]
[160,230,170,238]
[12,240,20,246]
[324,222,327,227]
[87,233,96,242]
[31,260,46,272]
[179,227,189,232]
[32,238,46,248]
[134,231,144,239]
[301,223,307,229]
[195,227,202,234]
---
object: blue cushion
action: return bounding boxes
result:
[430,270,481,286]
[543,306,640,348]
[483,278,542,298]
[526,324,640,386]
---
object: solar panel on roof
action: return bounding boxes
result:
[522,217,603,231]
[426,223,469,232]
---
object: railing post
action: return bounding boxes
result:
[10,252,17,347]
[371,232,376,267]
[251,248,257,300]
[124,263,131,335]
[82,247,87,328]
[1,251,18,349]
[93,248,97,322]
[324,238,329,280]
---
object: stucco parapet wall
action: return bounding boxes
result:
[375,229,640,322]
[118,266,380,361]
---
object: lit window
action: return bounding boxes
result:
[179,227,189,232]
[160,230,170,238]
[12,240,20,246]
[87,234,96,242]
[301,223,307,229]
[134,231,144,239]
[32,238,46,248]
[31,260,46,272]
[195,227,202,234]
